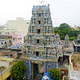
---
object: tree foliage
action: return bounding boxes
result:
[10,60,26,80]
[49,68,61,80]
[54,23,80,40]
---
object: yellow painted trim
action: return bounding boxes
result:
[32,63,33,80]
[38,63,39,73]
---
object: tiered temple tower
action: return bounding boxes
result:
[27,4,55,57]
[22,4,60,80]
[64,34,70,48]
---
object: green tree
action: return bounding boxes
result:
[10,60,26,80]
[59,23,71,30]
[54,23,80,40]
[49,68,61,80]
[69,37,76,41]
[54,27,59,34]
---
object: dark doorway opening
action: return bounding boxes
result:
[33,63,38,79]
[36,52,39,56]
[37,39,39,43]
[38,20,41,24]
[37,29,40,33]
[77,47,80,52]
[63,55,69,65]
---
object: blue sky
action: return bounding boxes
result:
[0,0,80,27]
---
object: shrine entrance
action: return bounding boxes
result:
[33,63,38,79]
[36,52,39,56]
[32,63,39,80]
[32,62,44,80]
[63,55,69,65]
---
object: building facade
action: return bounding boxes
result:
[0,26,22,47]
[0,26,17,34]
[0,33,22,47]
[0,39,8,48]
[6,17,30,35]
[9,32,22,46]
[0,34,12,47]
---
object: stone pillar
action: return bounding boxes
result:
[44,62,47,72]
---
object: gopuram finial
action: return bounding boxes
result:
[40,0,44,3]
[40,0,44,4]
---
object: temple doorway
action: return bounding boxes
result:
[32,63,39,80]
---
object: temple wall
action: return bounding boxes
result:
[23,60,32,80]
[44,62,58,72]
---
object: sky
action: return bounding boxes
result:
[0,0,80,27]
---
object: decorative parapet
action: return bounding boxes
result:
[20,56,57,62]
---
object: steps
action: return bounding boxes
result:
[34,73,42,80]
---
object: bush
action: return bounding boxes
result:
[10,60,26,80]
[49,68,61,80]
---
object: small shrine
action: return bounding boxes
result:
[64,34,70,48]
[73,34,80,52]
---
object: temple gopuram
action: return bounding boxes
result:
[21,3,62,80]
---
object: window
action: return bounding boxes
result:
[1,42,3,45]
[39,13,41,17]
[36,52,39,56]
[38,20,41,24]
[5,42,6,44]
[37,39,39,43]
[37,29,40,33]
